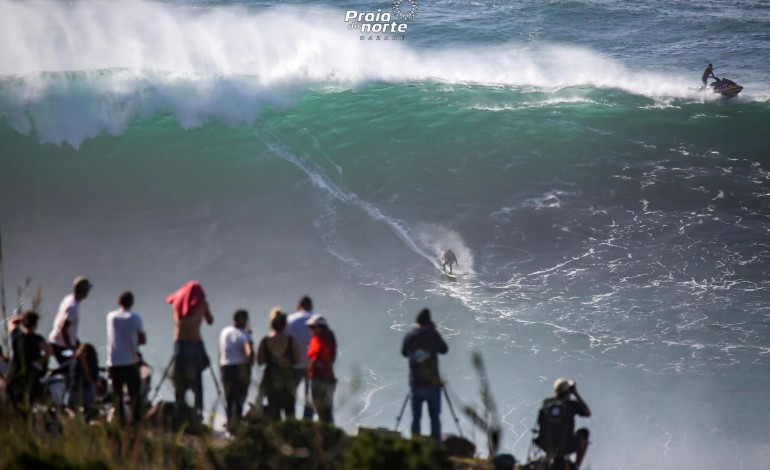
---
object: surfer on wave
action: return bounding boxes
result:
[440,249,458,274]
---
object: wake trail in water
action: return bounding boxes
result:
[257,131,439,268]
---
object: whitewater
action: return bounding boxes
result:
[1,1,770,468]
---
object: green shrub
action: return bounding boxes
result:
[5,450,111,470]
[343,432,450,470]
[0,406,204,470]
[217,419,348,470]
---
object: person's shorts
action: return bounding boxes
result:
[561,428,590,455]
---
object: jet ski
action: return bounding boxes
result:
[709,77,743,98]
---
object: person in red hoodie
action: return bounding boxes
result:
[305,314,336,423]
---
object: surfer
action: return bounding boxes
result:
[701,63,718,88]
[441,249,458,274]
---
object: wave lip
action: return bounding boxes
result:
[1,0,765,147]
[1,0,749,94]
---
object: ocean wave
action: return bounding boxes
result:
[2,0,767,147]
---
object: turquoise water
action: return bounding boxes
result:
[1,1,770,467]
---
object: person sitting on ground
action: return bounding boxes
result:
[258,308,300,421]
[69,342,100,421]
[534,378,592,470]
[306,314,337,424]
[702,63,718,88]
[107,290,147,425]
[166,281,214,420]
[219,309,253,430]
[441,249,458,274]
[401,308,449,442]
[8,311,51,410]
[49,276,92,365]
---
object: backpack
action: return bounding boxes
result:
[535,397,571,456]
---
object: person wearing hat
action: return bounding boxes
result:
[257,307,300,421]
[534,378,591,470]
[401,308,448,442]
[49,276,92,365]
[305,313,337,423]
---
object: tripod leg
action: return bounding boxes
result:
[442,385,464,438]
[394,391,410,432]
[209,364,222,397]
[150,355,175,404]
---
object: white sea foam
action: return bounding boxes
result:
[0,0,762,147]
[0,0,705,90]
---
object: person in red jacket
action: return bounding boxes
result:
[305,314,337,423]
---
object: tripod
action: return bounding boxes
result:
[394,385,464,438]
[150,355,176,403]
[150,353,223,404]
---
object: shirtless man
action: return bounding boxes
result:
[702,63,718,88]
[166,281,214,419]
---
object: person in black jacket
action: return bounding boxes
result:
[8,311,51,410]
[401,308,448,441]
[534,378,592,470]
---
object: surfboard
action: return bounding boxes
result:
[442,270,458,282]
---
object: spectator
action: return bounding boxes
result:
[219,309,253,431]
[401,308,448,442]
[166,281,214,420]
[257,308,300,421]
[286,296,315,419]
[107,291,147,425]
[306,314,337,424]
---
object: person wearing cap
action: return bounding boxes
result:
[166,281,214,419]
[534,378,591,470]
[107,290,147,425]
[219,309,254,430]
[286,296,315,420]
[401,308,448,442]
[305,313,337,423]
[49,276,92,365]
[257,308,300,421]
[702,63,718,88]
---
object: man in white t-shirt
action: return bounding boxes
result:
[107,290,146,425]
[219,309,253,431]
[286,296,314,420]
[49,276,92,364]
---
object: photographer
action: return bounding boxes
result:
[401,308,448,442]
[534,378,591,470]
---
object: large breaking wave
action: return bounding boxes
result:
[2,0,765,147]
